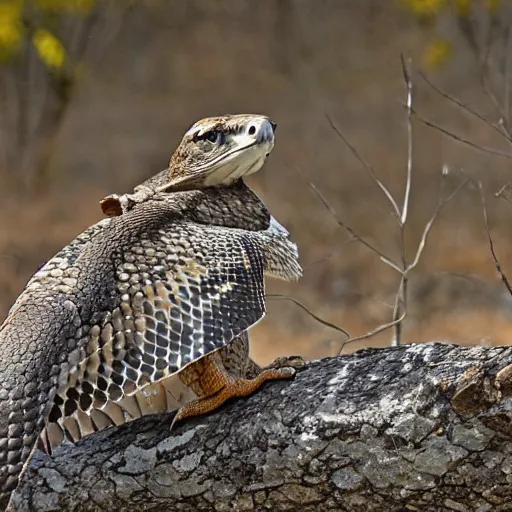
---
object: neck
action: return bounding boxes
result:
[188,179,270,231]
[110,174,270,231]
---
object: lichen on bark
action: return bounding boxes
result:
[10,343,512,511]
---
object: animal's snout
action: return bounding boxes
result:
[248,118,275,144]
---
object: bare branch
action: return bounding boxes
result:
[400,55,413,225]
[393,56,414,346]
[480,64,510,137]
[496,183,512,204]
[305,179,403,274]
[407,178,469,273]
[419,71,510,142]
[337,311,407,355]
[318,60,469,351]
[325,114,402,220]
[391,275,406,347]
[410,107,512,159]
[472,15,510,135]
[266,294,351,339]
[478,182,512,297]
[457,170,512,297]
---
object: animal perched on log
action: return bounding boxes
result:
[0,114,302,510]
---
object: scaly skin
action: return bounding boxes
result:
[0,115,302,509]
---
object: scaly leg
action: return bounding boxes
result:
[171,355,296,428]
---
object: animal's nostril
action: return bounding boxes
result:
[248,125,256,136]
[269,120,277,133]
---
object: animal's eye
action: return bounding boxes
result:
[204,130,219,143]
[192,129,223,145]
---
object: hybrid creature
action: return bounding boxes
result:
[0,114,301,509]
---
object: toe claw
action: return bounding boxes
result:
[278,366,297,378]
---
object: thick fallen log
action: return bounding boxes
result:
[10,342,512,511]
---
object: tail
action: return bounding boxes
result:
[39,366,202,455]
[0,293,78,508]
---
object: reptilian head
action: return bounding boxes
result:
[161,114,276,191]
[100,114,276,216]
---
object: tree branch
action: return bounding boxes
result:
[338,311,407,355]
[418,71,510,143]
[478,181,512,297]
[10,343,512,511]
[400,54,413,227]
[304,179,403,274]
[392,55,414,346]
[325,114,402,220]
[267,294,351,339]
[409,106,512,159]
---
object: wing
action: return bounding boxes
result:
[43,221,266,447]
[256,216,302,281]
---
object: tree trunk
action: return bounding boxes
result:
[10,342,512,511]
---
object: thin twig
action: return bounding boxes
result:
[400,55,413,226]
[476,18,510,134]
[406,178,469,272]
[477,182,512,297]
[337,311,407,355]
[266,294,351,339]
[410,107,512,159]
[481,66,510,137]
[325,113,402,220]
[391,176,468,345]
[419,71,509,142]
[306,180,403,273]
[495,183,512,205]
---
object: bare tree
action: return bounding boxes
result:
[0,0,135,193]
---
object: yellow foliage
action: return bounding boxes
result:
[404,0,505,68]
[0,1,22,59]
[454,0,471,16]
[402,0,446,17]
[0,0,90,65]
[35,0,95,12]
[423,39,452,69]
[485,0,501,11]
[33,28,66,68]
[405,0,502,18]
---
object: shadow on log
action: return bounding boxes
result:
[10,342,512,511]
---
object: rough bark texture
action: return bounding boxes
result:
[10,342,512,512]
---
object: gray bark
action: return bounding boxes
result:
[10,342,512,512]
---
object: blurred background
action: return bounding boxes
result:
[0,0,512,365]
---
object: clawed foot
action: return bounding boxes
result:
[170,363,301,431]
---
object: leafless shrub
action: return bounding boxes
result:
[296,57,468,352]
[411,11,512,309]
